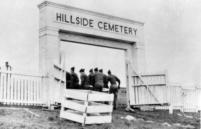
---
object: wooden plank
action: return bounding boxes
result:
[10,77,13,104]
[21,80,24,104]
[38,80,42,102]
[13,78,16,103]
[65,90,88,101]
[88,93,114,102]
[3,75,6,102]
[87,105,113,113]
[17,79,20,104]
[62,100,85,112]
[32,81,34,103]
[36,80,39,101]
[83,94,88,126]
[85,115,112,124]
[60,110,84,123]
[7,75,11,104]
[29,79,32,104]
[133,83,166,87]
[25,80,28,104]
[33,81,36,103]
[0,74,3,102]
[29,80,32,104]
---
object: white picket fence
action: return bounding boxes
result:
[0,71,45,105]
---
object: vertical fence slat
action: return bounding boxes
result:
[0,73,2,102]
[17,80,20,104]
[26,80,28,105]
[20,79,23,105]
[13,78,16,104]
[10,77,13,104]
[36,80,39,104]
[38,79,42,103]
[33,80,35,104]
[29,79,32,105]
[3,75,6,103]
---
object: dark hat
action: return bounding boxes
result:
[79,68,85,72]
[99,69,103,73]
[71,67,75,71]
[94,67,98,72]
[5,61,9,65]
[108,70,111,74]
[89,69,93,72]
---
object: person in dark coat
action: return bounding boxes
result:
[88,69,95,88]
[66,71,71,89]
[99,69,108,88]
[79,69,90,89]
[70,67,79,89]
[94,68,104,92]
[107,70,121,110]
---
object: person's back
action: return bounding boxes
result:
[99,69,108,88]
[103,74,108,88]
[108,74,117,85]
[94,72,104,86]
[93,68,104,91]
[80,69,89,89]
[70,67,79,89]
[66,72,71,89]
[88,69,95,87]
[107,70,121,110]
[71,72,79,87]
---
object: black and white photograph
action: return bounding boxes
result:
[0,0,200,128]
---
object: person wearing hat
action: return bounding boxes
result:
[94,67,104,92]
[70,67,79,89]
[88,69,95,88]
[99,69,108,88]
[79,68,89,89]
[107,70,121,110]
[66,71,72,89]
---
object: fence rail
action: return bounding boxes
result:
[0,71,44,105]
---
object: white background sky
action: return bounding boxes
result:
[0,0,201,87]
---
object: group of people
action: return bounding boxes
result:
[66,67,121,109]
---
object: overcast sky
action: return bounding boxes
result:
[0,0,201,87]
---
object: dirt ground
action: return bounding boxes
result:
[0,107,200,129]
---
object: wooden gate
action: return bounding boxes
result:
[131,73,168,106]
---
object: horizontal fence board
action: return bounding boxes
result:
[65,90,88,101]
[88,93,114,102]
[87,105,113,113]
[62,100,85,112]
[60,110,84,123]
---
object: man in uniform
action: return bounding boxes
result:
[99,69,108,88]
[107,70,121,110]
[66,71,71,89]
[94,68,104,92]
[70,67,79,89]
[79,69,90,89]
[88,69,95,88]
